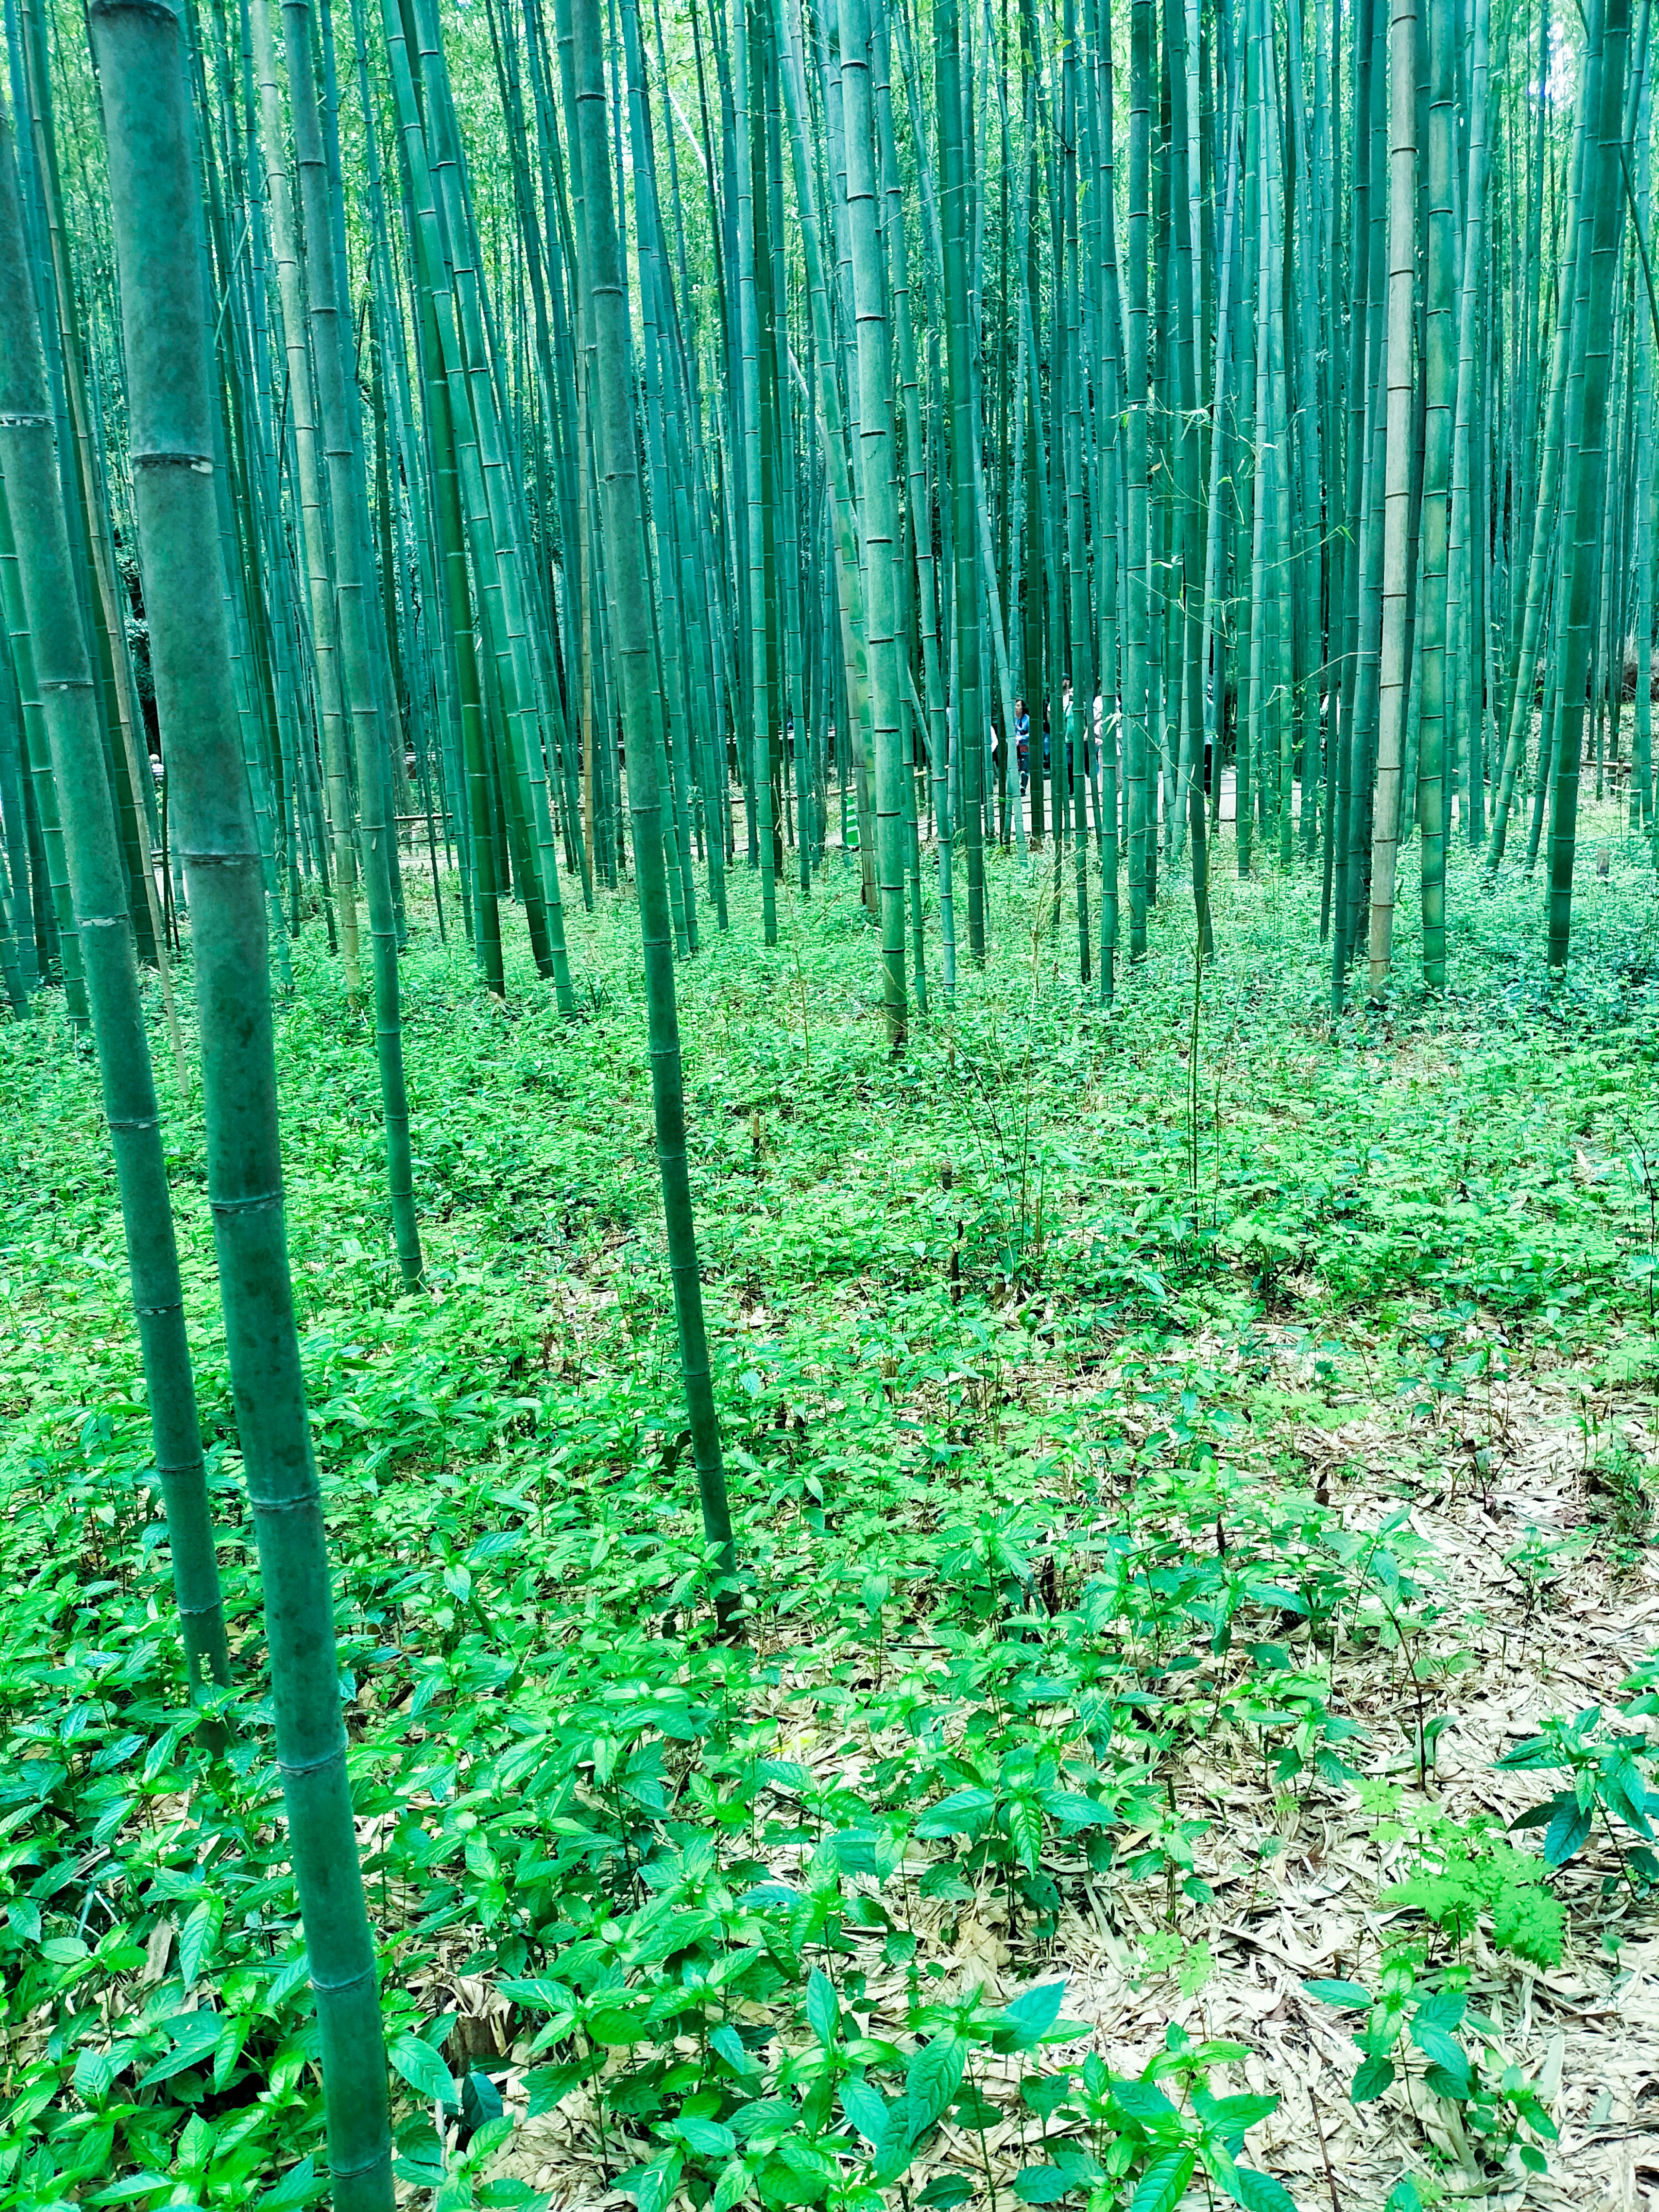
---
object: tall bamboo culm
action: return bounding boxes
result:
[0,96,232,1709]
[87,3,394,2199]
[558,0,740,1632]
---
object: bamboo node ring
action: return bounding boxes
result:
[87,0,184,23]
[328,2135,394,2175]
[276,1741,346,1780]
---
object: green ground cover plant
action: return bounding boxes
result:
[4,843,1659,2207]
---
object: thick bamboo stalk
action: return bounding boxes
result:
[88,1,393,2197]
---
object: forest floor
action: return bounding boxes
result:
[6,805,1659,2212]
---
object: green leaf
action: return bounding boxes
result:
[389,2030,459,2109]
[678,2118,738,2158]
[807,1967,839,2048]
[525,2061,588,2116]
[1012,2168,1081,2204]
[841,2077,889,2147]
[1201,2093,1280,2133]
[464,2072,506,2135]
[1351,2056,1395,2104]
[832,1833,882,1878]
[1507,1801,1562,1831]
[1224,2168,1299,2212]
[915,1788,996,1839]
[1604,1758,1653,1837]
[1491,1884,1563,1969]
[1422,2054,1476,2101]
[266,1947,311,2010]
[713,2158,753,2212]
[916,2177,974,2209]
[906,2034,967,2141]
[178,1897,222,1992]
[712,2025,755,2077]
[1023,2075,1077,2123]
[253,2157,324,2212]
[951,2084,1001,2130]
[1411,1991,1466,2034]
[1543,1800,1593,1866]
[1129,2149,1197,2212]
[873,2104,915,2184]
[1112,2078,1180,2126]
[1001,1982,1065,2038]
[394,2156,446,2190]
[1041,1791,1110,1829]
[1008,1799,1045,1873]
[1609,1754,1648,1812]
[499,1976,575,2014]
[1247,1585,1308,1614]
[776,2139,837,2186]
[72,2043,119,2102]
[1494,1738,1554,1770]
[1301,1978,1372,2011]
[213,2014,249,2094]
[137,2012,221,2088]
[616,2158,681,2212]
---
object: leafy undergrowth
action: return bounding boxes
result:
[4,825,1659,2211]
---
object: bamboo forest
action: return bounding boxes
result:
[13,0,1659,2197]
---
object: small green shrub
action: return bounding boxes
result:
[1381,1818,1563,1969]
